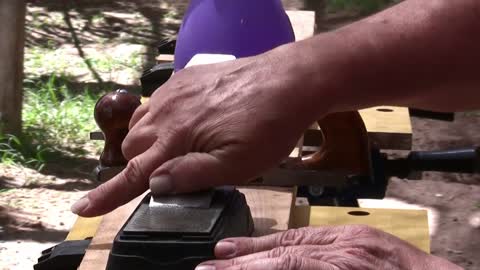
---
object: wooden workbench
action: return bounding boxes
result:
[77,187,295,269]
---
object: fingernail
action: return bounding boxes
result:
[195,266,215,270]
[150,174,173,194]
[71,197,89,214]
[216,241,237,258]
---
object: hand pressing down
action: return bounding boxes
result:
[71,50,319,217]
[195,225,462,270]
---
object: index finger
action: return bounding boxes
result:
[71,139,173,217]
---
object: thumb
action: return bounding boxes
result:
[149,152,237,194]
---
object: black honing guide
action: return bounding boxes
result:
[106,187,254,270]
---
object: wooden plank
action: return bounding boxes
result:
[286,10,316,41]
[359,106,412,150]
[0,0,26,134]
[156,54,175,63]
[239,187,295,236]
[305,106,412,150]
[78,188,294,270]
[65,216,103,241]
[291,206,430,253]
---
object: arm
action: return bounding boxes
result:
[275,0,480,120]
[72,0,479,216]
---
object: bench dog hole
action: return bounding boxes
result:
[348,211,370,216]
[376,108,394,112]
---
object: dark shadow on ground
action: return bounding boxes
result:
[1,125,101,180]
[40,157,100,182]
[0,176,18,189]
[2,228,69,242]
[1,165,98,191]
[0,206,68,242]
[26,0,186,69]
[0,206,68,243]
[22,179,98,191]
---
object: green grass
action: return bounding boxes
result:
[0,75,102,170]
[2,36,144,170]
[2,45,143,170]
[2,6,149,171]
[23,75,101,145]
[0,133,48,170]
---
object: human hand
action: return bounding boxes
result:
[196,225,462,270]
[71,48,321,217]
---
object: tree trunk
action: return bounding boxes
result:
[0,0,26,135]
[304,0,326,33]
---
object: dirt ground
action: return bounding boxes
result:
[387,113,480,269]
[1,1,480,270]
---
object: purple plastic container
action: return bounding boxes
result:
[174,0,296,71]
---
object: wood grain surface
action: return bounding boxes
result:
[291,205,430,253]
[78,188,294,270]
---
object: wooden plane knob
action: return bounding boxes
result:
[302,111,371,175]
[94,89,141,167]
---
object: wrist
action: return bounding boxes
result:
[421,254,463,270]
[266,33,374,123]
[397,245,463,270]
[261,38,344,127]
[258,43,326,129]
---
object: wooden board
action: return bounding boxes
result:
[359,106,412,150]
[305,106,412,150]
[65,216,103,241]
[286,10,316,41]
[78,188,294,270]
[291,205,430,253]
[238,187,295,236]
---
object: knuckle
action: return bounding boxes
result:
[268,246,287,258]
[123,158,147,185]
[121,142,134,160]
[238,264,251,270]
[121,136,134,159]
[277,228,309,246]
[346,247,374,260]
[150,139,167,152]
[348,224,378,236]
[87,183,108,203]
[277,255,303,270]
